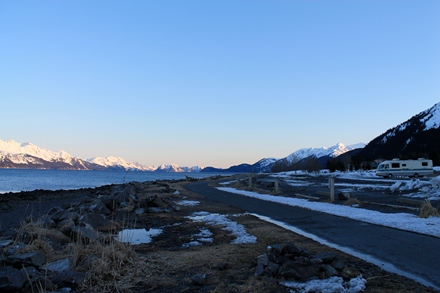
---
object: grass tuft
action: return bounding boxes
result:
[343,198,362,207]
[420,199,439,218]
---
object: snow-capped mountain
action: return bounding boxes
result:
[0,139,75,163]
[355,101,440,164]
[202,143,364,173]
[285,143,366,165]
[0,139,199,172]
[153,164,202,173]
[87,156,156,171]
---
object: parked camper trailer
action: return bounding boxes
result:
[376,158,433,178]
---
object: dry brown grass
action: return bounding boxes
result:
[16,222,70,262]
[420,199,439,218]
[72,241,152,293]
[343,198,362,207]
[14,219,154,293]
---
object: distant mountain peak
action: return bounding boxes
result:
[285,142,365,164]
[421,101,440,130]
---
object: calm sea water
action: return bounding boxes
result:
[0,169,235,193]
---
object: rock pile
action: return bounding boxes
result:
[255,243,361,282]
[0,181,180,292]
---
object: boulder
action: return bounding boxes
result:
[0,266,27,292]
[281,243,303,256]
[313,251,337,263]
[44,258,71,273]
[256,243,349,283]
[7,251,47,268]
[78,213,110,231]
[52,270,86,289]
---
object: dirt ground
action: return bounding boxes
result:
[0,177,438,292]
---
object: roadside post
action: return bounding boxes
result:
[275,179,279,193]
[329,176,335,202]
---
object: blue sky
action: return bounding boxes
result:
[1,1,439,168]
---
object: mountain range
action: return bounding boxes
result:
[0,140,202,172]
[0,138,362,173]
[1,101,439,172]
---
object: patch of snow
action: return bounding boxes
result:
[219,180,236,185]
[421,102,440,130]
[390,181,403,192]
[281,275,366,293]
[188,212,257,244]
[117,228,162,245]
[177,200,200,206]
[182,241,202,247]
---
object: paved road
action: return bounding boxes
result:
[187,181,440,290]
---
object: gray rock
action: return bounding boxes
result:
[5,242,26,255]
[265,262,280,276]
[281,243,303,256]
[89,201,111,215]
[135,208,145,215]
[190,273,205,285]
[7,251,47,268]
[313,251,336,263]
[58,211,80,223]
[102,197,118,211]
[78,213,109,230]
[52,270,86,289]
[341,266,361,279]
[71,224,100,243]
[278,261,302,280]
[44,258,71,273]
[254,263,265,276]
[37,214,56,228]
[257,254,269,266]
[331,257,346,270]
[20,266,41,279]
[321,264,339,278]
[294,264,321,281]
[0,266,26,291]
[269,243,282,255]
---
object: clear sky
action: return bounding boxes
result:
[1,1,439,168]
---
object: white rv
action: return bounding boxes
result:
[376,158,433,178]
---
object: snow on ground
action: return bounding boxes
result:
[217,186,440,238]
[176,200,200,206]
[272,170,440,200]
[281,275,367,293]
[117,228,163,245]
[187,211,257,244]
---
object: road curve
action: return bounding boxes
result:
[187,181,440,290]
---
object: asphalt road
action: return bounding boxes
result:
[187,181,440,290]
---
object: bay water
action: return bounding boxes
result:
[0,169,235,193]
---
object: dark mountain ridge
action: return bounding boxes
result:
[351,102,440,168]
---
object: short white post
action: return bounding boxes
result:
[329,176,335,202]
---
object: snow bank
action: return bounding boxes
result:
[216,187,440,238]
[281,275,366,293]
